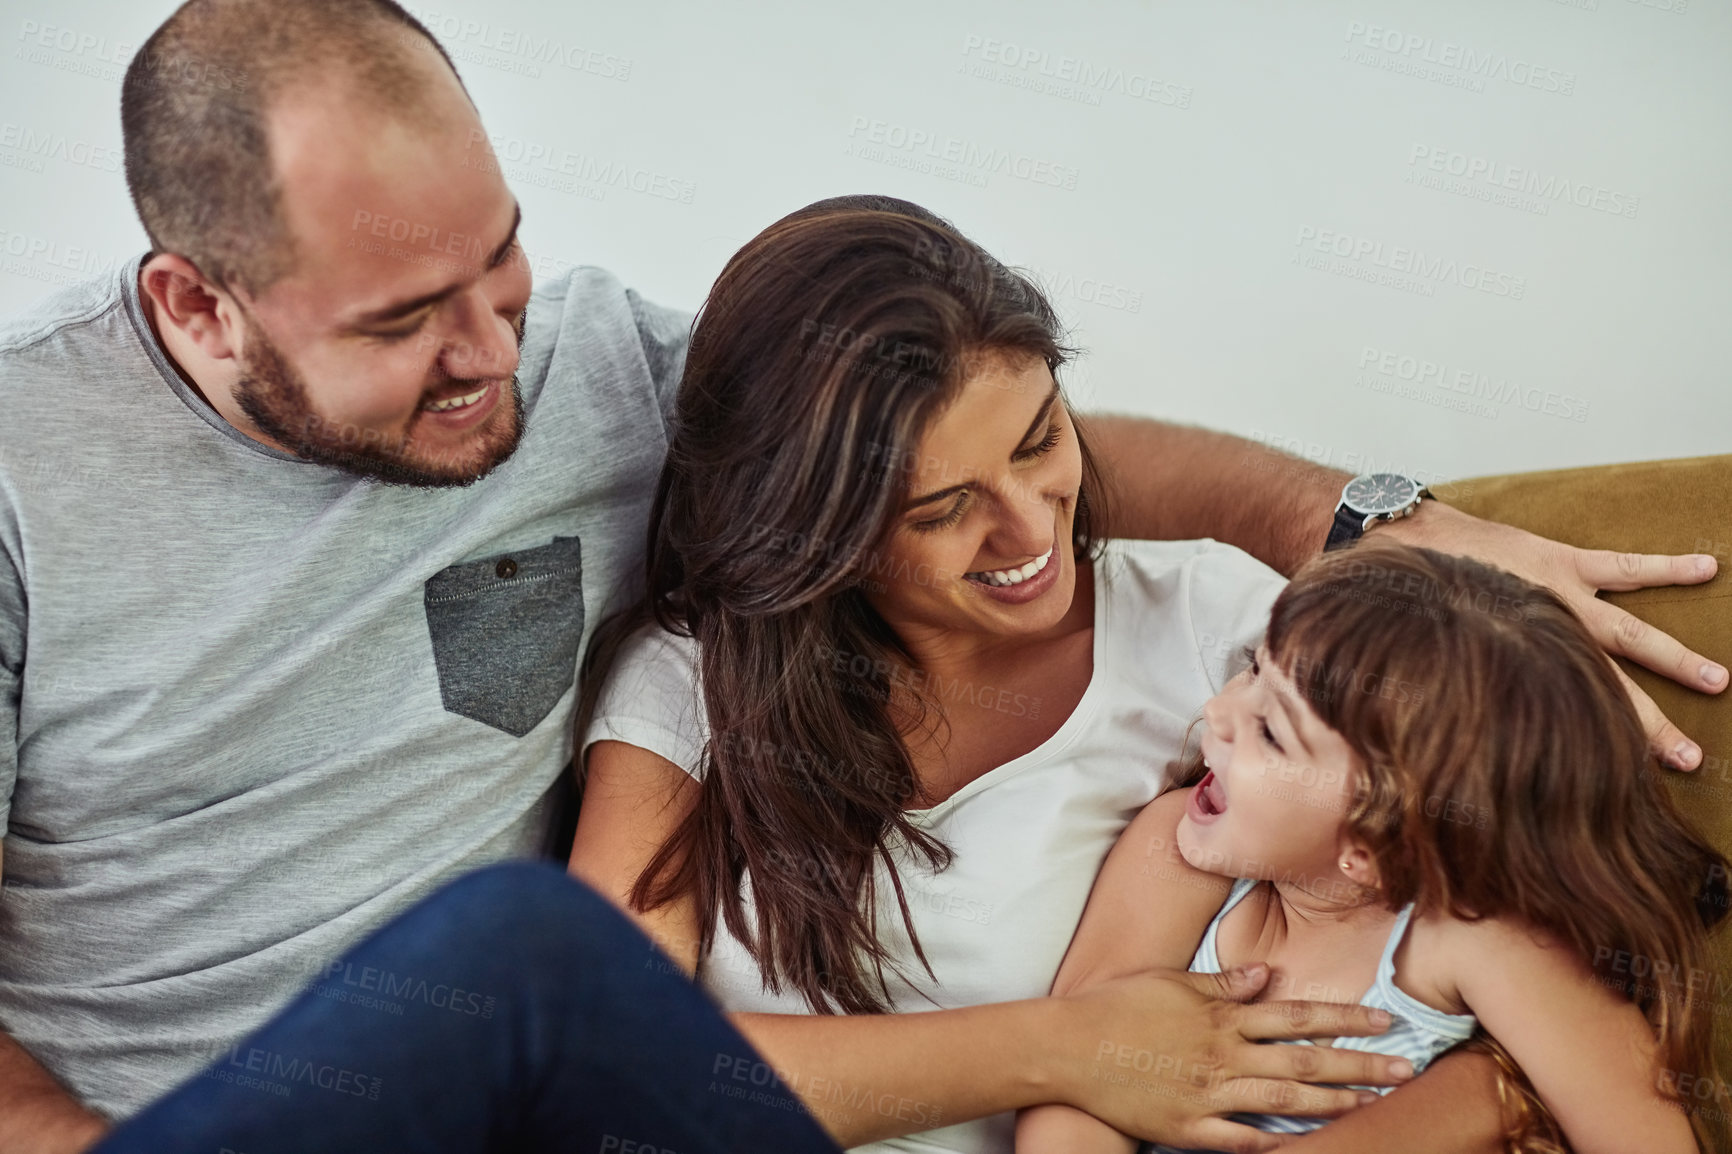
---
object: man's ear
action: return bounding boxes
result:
[138,254,246,362]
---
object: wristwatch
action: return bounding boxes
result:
[1323,473,1430,552]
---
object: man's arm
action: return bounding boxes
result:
[1282,1049,1504,1154]
[1082,414,1727,769]
[0,544,110,1152]
[0,847,108,1152]
[0,1028,109,1153]
[1080,417,1345,576]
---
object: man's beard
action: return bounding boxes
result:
[233,311,526,488]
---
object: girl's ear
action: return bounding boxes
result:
[1335,839,1381,892]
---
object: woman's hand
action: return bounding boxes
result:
[1052,964,1410,1154]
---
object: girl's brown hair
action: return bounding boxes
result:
[1256,538,1729,1151]
[576,194,1109,1013]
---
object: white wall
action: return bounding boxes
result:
[2,0,1726,484]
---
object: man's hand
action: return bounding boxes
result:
[1053,965,1412,1154]
[0,1033,108,1154]
[1081,417,1726,768]
[1377,500,1726,769]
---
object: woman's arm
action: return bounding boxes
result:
[731,967,1410,1150]
[567,740,704,971]
[1017,790,1234,1154]
[1015,791,1512,1154]
[1441,916,1698,1154]
[571,742,1412,1150]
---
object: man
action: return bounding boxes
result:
[0,1,1720,1150]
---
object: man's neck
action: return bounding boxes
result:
[136,271,286,453]
[136,272,216,410]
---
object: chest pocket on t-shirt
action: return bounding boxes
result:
[422,535,585,737]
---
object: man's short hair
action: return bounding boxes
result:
[121,0,465,297]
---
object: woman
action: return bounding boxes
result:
[570,195,1504,1153]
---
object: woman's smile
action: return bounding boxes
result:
[962,540,1062,605]
[964,542,1054,586]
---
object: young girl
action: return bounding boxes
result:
[1016,539,1730,1154]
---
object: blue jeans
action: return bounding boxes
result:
[95,863,842,1154]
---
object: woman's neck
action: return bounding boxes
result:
[886,560,1098,806]
[889,557,1096,684]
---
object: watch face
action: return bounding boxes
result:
[1342,473,1419,516]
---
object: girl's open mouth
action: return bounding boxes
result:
[1188,770,1228,824]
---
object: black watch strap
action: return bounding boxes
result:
[1324,502,1367,553]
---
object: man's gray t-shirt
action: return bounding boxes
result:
[0,255,688,1118]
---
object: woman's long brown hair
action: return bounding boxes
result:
[575,195,1109,1013]
[1253,539,1730,1151]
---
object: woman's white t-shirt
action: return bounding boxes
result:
[581,538,1286,1153]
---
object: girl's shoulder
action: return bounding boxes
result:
[1395,910,1476,1016]
[1401,909,1581,1017]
